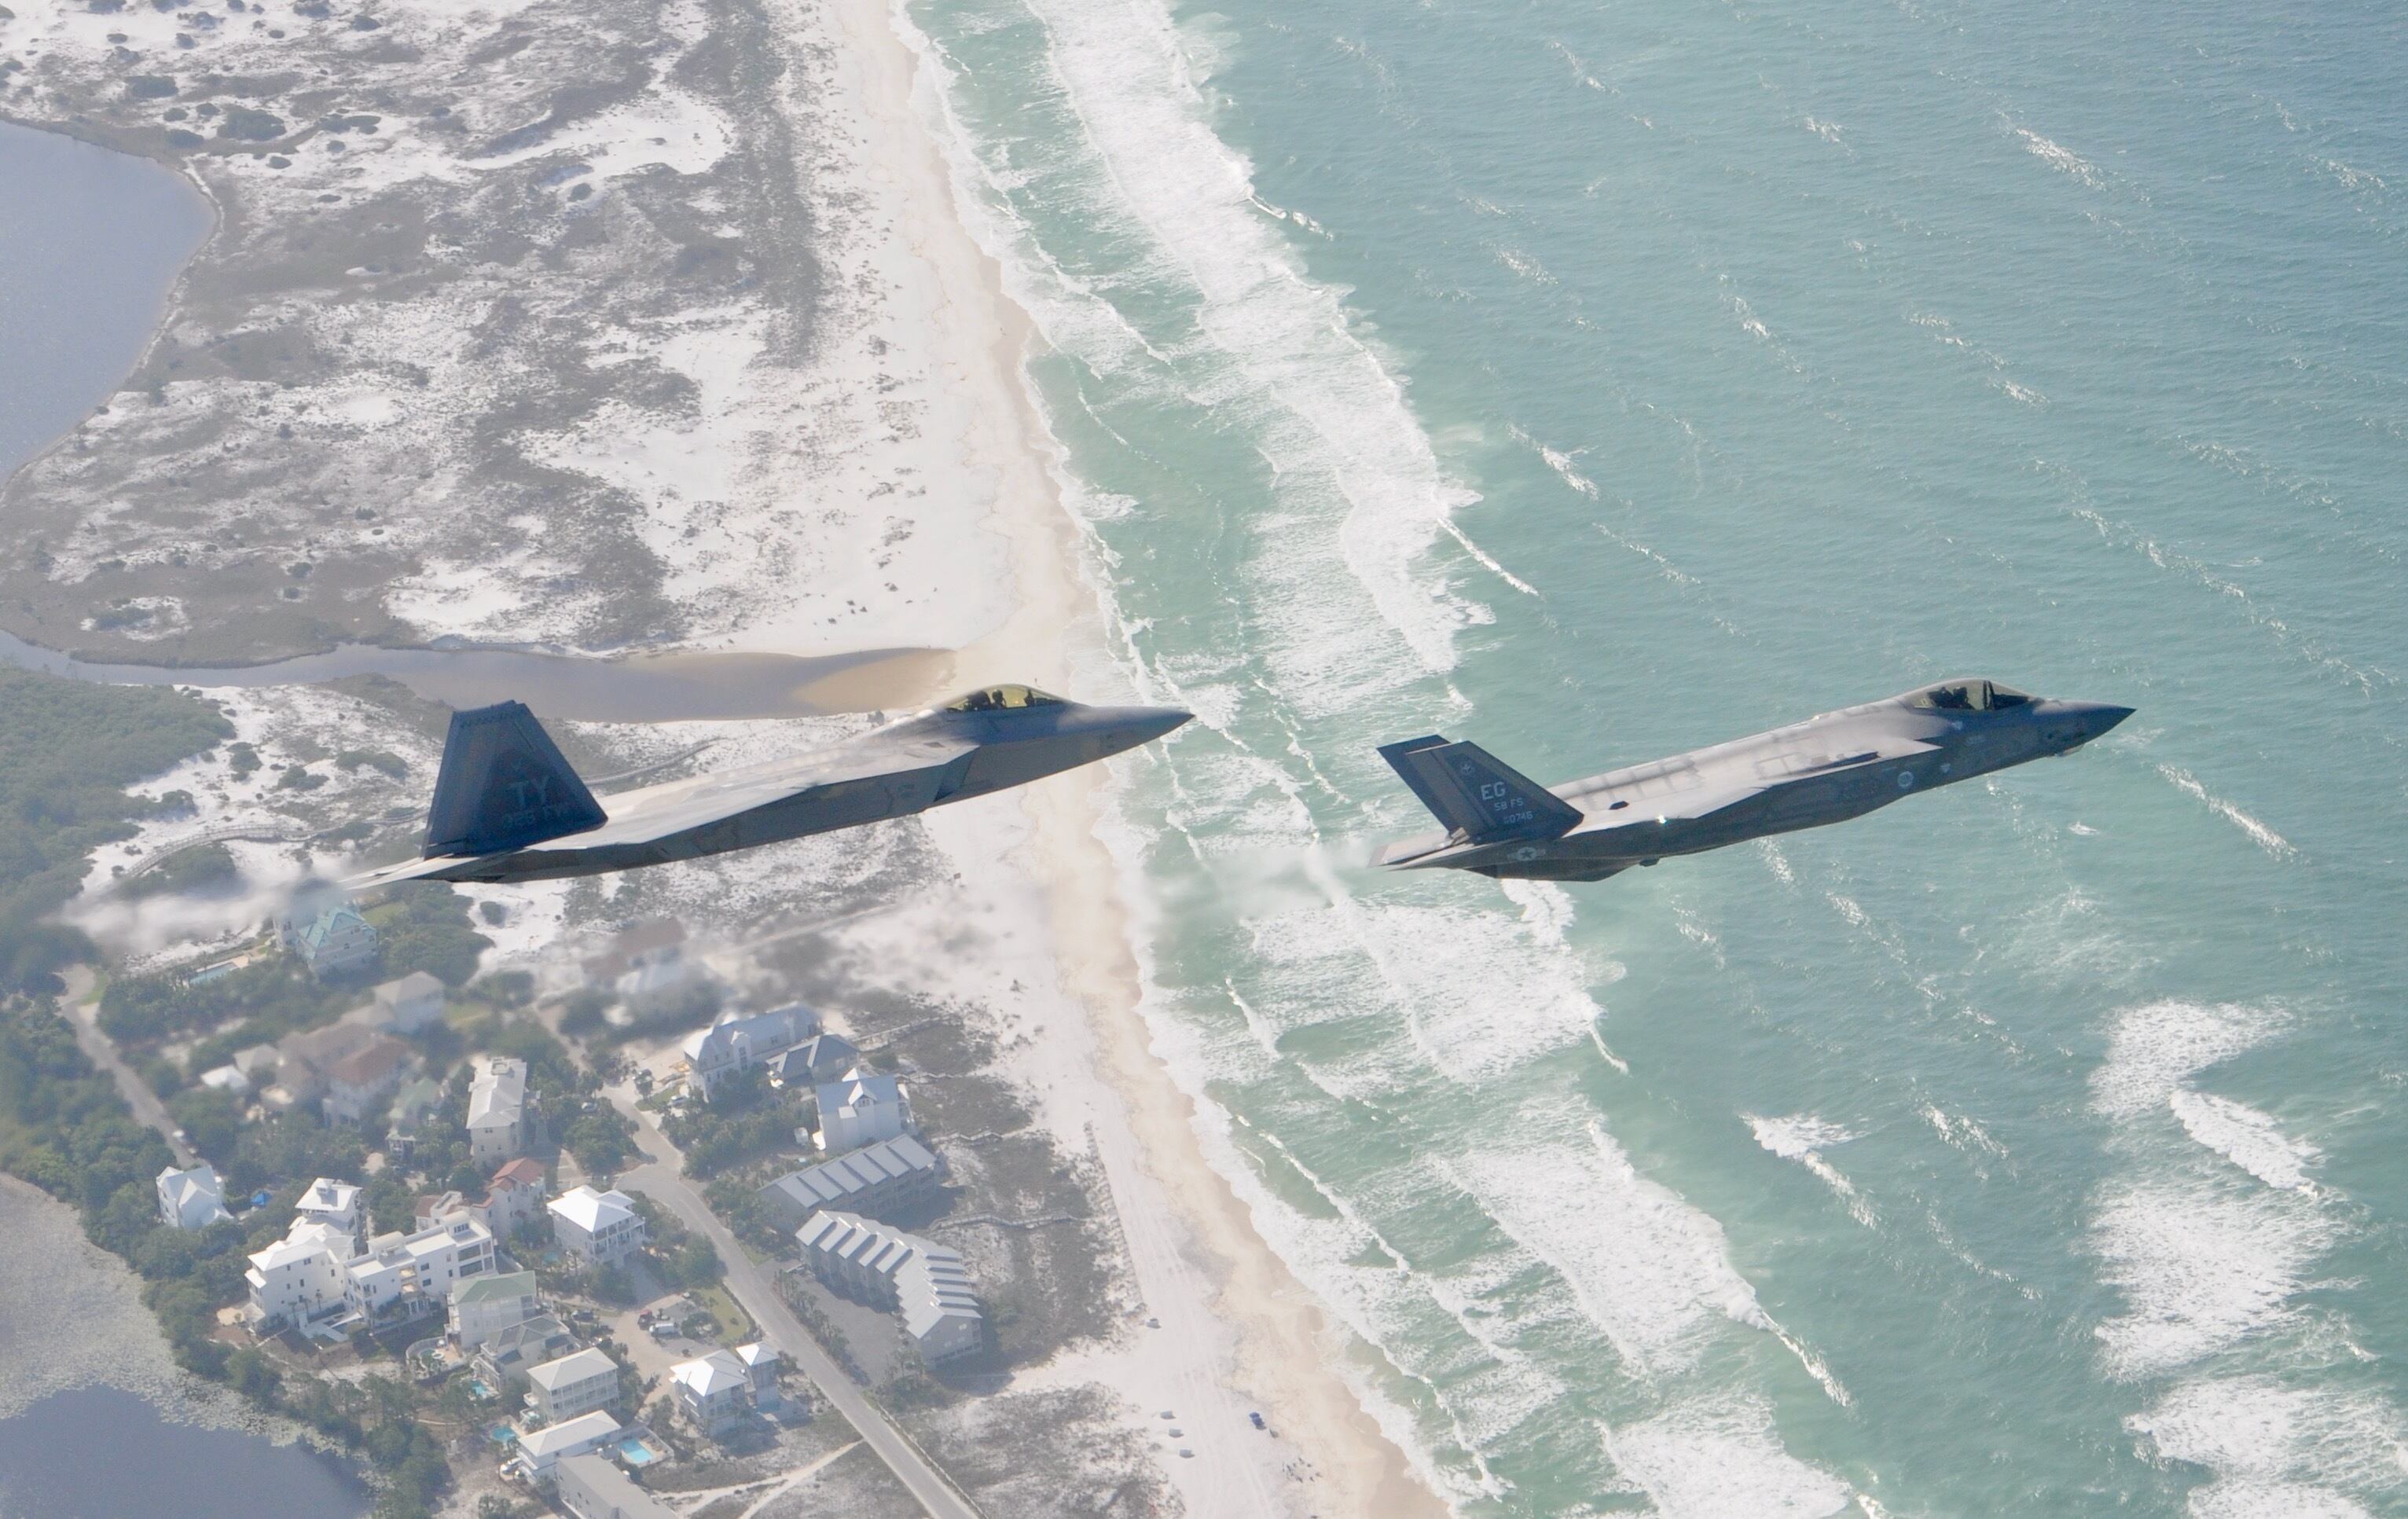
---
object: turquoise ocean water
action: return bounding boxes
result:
[897,0,2408,1513]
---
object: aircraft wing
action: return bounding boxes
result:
[341,728,978,887]
[568,729,977,846]
[1580,743,1936,829]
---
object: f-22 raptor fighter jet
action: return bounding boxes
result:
[346,684,1188,888]
[1376,677,2131,884]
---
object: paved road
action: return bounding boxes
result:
[607,1089,982,1519]
[61,966,197,1169]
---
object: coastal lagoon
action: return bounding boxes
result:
[0,1180,366,1519]
[907,0,2408,1510]
[0,1387,367,1519]
[0,119,210,482]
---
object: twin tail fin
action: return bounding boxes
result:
[1378,735,1579,844]
[423,701,604,858]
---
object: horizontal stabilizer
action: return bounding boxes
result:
[423,701,605,858]
[1378,735,1580,844]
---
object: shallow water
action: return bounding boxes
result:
[907,0,2408,1511]
[0,120,210,482]
[0,1387,367,1519]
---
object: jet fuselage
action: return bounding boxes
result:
[1377,679,2131,883]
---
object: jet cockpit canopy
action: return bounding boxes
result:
[943,684,1068,713]
[1908,678,2033,713]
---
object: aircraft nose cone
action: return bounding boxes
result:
[1132,706,1193,743]
[2082,703,2136,738]
[1077,703,1192,754]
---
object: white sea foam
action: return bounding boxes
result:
[2156,764,2296,857]
[2090,1174,2335,1378]
[2090,1000,2283,1120]
[2171,1089,2320,1193]
[1748,1115,1876,1228]
[2129,1376,2404,1517]
[2013,125,2105,188]
[895,0,1488,714]
[1603,1395,1854,1519]
[1449,1117,1848,1409]
[1509,423,1602,500]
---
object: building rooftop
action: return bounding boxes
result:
[376,970,443,1003]
[452,1270,538,1307]
[549,1185,637,1233]
[516,1411,619,1458]
[490,1157,546,1189]
[556,1452,676,1519]
[467,1057,528,1128]
[762,1136,938,1215]
[298,1178,361,1215]
[670,1351,747,1399]
[527,1346,617,1392]
[328,1037,411,1088]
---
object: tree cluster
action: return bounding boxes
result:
[0,667,230,992]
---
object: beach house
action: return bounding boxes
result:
[322,1036,414,1125]
[679,1003,817,1100]
[668,1350,752,1435]
[525,1346,621,1425]
[244,1220,355,1329]
[472,1314,574,1393]
[341,1212,496,1329]
[295,1177,365,1248]
[448,1270,541,1351]
[156,1163,233,1231]
[513,1411,620,1480]
[283,903,379,979]
[479,1158,549,1238]
[812,1067,909,1153]
[467,1055,530,1164]
[733,1342,781,1406]
[549,1186,645,1267]
[368,970,446,1033]
[765,1032,859,1088]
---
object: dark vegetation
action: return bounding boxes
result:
[0,666,230,992]
[663,1066,806,1179]
[121,840,240,899]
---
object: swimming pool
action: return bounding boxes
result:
[615,1437,659,1466]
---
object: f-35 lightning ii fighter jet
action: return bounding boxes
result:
[346,684,1188,887]
[1376,677,2131,884]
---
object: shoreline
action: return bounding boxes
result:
[820,0,1448,1513]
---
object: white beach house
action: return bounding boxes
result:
[549,1185,646,1267]
[156,1162,233,1231]
[513,1411,620,1479]
[295,1176,365,1247]
[812,1067,909,1153]
[668,1349,752,1435]
[467,1055,530,1164]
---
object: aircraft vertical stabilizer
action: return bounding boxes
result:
[422,701,606,857]
[1377,735,1581,842]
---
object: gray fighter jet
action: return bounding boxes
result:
[345,684,1188,887]
[1376,677,2130,883]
